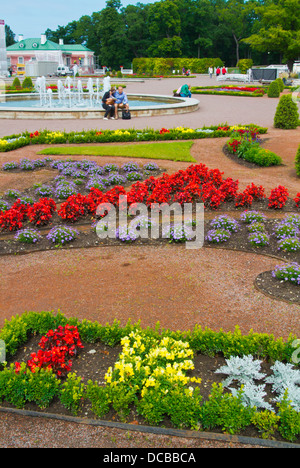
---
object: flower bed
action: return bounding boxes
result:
[1,160,300,304]
[191,85,266,97]
[1,159,299,234]
[0,124,268,152]
[225,128,282,167]
[0,311,299,443]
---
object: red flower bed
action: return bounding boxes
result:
[28,198,56,226]
[0,199,28,231]
[228,139,242,153]
[217,126,230,131]
[294,193,300,208]
[1,164,298,234]
[244,183,265,201]
[159,127,170,134]
[268,185,289,209]
[220,86,265,94]
[29,131,40,138]
[235,192,254,208]
[25,325,84,377]
[58,193,96,222]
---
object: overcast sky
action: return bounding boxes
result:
[2,0,158,40]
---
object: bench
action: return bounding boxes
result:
[217,72,251,83]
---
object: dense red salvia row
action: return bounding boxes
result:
[55,164,299,219]
[0,163,299,231]
[0,197,57,231]
[15,324,84,377]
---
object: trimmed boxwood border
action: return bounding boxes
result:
[0,310,299,444]
[0,124,268,153]
[0,310,298,361]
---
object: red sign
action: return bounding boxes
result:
[0,20,5,25]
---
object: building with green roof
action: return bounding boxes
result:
[7,34,95,75]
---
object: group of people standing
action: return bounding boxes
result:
[209,66,227,78]
[102,86,130,120]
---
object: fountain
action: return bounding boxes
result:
[0,75,199,119]
[33,75,103,109]
[34,76,50,107]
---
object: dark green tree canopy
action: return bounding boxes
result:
[5,24,16,47]
[43,0,300,69]
[244,0,300,69]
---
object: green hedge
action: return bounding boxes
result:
[22,77,34,89]
[242,146,282,166]
[267,80,280,98]
[275,78,284,92]
[12,77,21,88]
[132,57,224,75]
[0,311,299,440]
[0,310,296,368]
[226,132,282,167]
[274,95,299,129]
[237,59,253,74]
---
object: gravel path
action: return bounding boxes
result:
[0,246,299,339]
[0,74,295,136]
[0,411,266,449]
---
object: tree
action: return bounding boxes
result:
[217,0,256,65]
[97,0,128,68]
[244,0,300,70]
[147,0,182,57]
[75,13,102,54]
[5,24,15,46]
[122,3,151,58]
[45,22,78,44]
[178,0,214,58]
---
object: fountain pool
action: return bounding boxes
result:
[0,76,199,119]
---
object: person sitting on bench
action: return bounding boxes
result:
[113,86,129,119]
[102,87,116,120]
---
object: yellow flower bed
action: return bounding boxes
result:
[104,330,201,396]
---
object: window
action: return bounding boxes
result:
[18,56,24,64]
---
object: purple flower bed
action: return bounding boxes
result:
[248,232,270,247]
[272,262,300,286]
[14,228,42,244]
[210,215,240,233]
[205,229,231,243]
[47,226,79,245]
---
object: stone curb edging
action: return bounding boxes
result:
[0,94,199,119]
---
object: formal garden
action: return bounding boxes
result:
[0,81,300,447]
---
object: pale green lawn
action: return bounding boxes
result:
[38,141,196,162]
